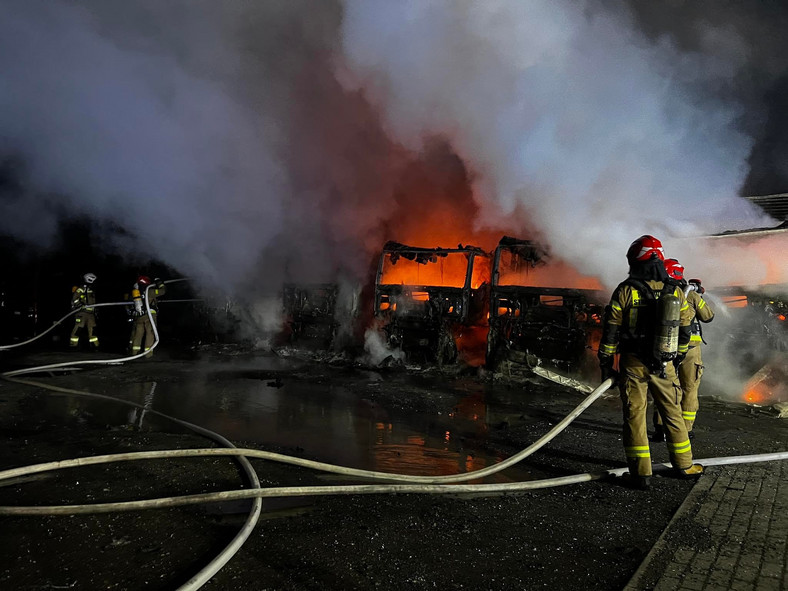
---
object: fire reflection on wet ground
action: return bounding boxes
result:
[30,362,532,486]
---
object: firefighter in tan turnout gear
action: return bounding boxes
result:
[128,275,166,358]
[598,235,704,489]
[70,272,99,349]
[653,259,714,441]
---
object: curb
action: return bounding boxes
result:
[623,471,715,590]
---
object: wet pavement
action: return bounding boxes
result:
[1,347,787,590]
[14,353,533,483]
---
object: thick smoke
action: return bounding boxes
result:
[1,0,786,356]
[0,1,289,289]
[339,0,776,287]
[1,1,509,299]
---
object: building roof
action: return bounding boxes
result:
[745,193,788,221]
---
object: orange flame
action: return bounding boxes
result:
[380,252,471,288]
[741,360,788,405]
[498,256,602,290]
[380,250,491,289]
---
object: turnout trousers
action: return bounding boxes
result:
[619,353,694,477]
[677,345,703,431]
[130,312,157,357]
[653,345,703,433]
[70,311,98,348]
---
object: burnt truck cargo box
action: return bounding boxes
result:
[374,241,491,365]
[282,282,361,349]
[283,283,339,346]
[487,237,606,372]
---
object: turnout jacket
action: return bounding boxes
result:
[130,282,167,317]
[687,290,714,348]
[71,285,96,312]
[599,278,693,361]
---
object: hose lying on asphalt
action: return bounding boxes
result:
[0,338,263,591]
[2,369,785,590]
[1,449,787,516]
[0,373,614,588]
[0,378,615,486]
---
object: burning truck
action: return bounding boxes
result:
[373,241,491,365]
[486,237,606,374]
[698,217,788,405]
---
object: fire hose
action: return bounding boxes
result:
[0,278,260,591]
[0,279,193,375]
[3,451,788,516]
[0,374,616,590]
[2,299,786,588]
[2,371,788,590]
[0,372,614,591]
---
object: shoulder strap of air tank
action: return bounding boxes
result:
[622,278,655,301]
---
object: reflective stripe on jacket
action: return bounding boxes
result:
[600,279,692,358]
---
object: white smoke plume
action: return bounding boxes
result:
[361,325,405,367]
[0,1,289,288]
[338,0,777,288]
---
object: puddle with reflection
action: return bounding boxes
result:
[37,365,533,486]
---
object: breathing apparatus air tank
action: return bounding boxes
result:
[653,290,681,377]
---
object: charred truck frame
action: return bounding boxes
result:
[374,241,491,364]
[487,236,606,372]
[282,283,340,347]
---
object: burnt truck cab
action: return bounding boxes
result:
[487,236,606,372]
[374,241,491,364]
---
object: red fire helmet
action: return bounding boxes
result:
[626,235,665,264]
[137,275,152,286]
[664,258,685,281]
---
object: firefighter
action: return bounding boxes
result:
[653,259,714,441]
[128,275,166,358]
[69,272,99,349]
[598,235,704,489]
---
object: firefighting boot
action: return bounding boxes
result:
[675,464,704,479]
[620,473,651,490]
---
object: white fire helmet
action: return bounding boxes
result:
[83,273,97,284]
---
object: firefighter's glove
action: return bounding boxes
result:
[599,354,619,386]
[672,353,686,369]
[688,279,704,294]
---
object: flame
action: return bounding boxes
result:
[741,359,788,405]
[743,385,769,405]
[497,256,603,291]
[380,251,477,288]
[455,325,489,367]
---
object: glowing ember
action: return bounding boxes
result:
[742,359,788,405]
